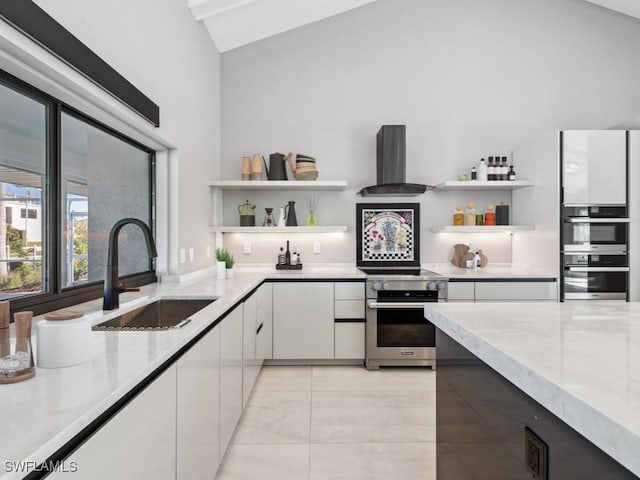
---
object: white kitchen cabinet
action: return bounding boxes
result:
[273,282,334,359]
[333,282,365,360]
[448,280,557,302]
[176,327,220,480]
[563,130,626,205]
[256,282,273,362]
[334,322,365,359]
[447,282,475,302]
[49,365,177,480]
[243,292,259,407]
[220,305,243,458]
[475,281,557,301]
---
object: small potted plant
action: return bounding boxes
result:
[215,247,227,280]
[225,250,235,278]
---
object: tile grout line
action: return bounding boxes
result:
[308,366,314,480]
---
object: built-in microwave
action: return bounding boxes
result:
[562,206,628,252]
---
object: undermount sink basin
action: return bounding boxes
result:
[92,299,216,331]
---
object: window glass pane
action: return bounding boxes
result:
[0,82,47,299]
[61,112,151,288]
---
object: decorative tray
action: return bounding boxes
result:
[275,263,303,270]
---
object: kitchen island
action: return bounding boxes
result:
[425,302,640,479]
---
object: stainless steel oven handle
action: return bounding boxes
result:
[367,302,433,309]
[564,218,630,223]
[565,266,630,272]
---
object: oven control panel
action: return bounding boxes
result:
[367,279,448,301]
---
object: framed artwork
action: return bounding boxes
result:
[356,203,420,268]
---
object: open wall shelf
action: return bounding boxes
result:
[431,225,534,233]
[209,180,347,191]
[434,180,534,191]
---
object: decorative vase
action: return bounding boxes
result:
[306,211,317,226]
[216,261,226,279]
[226,268,234,279]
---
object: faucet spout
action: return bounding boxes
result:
[103,218,158,310]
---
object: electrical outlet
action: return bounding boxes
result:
[313,241,321,254]
[206,245,211,258]
[179,249,186,264]
[243,242,251,254]
[189,248,194,262]
[524,427,548,480]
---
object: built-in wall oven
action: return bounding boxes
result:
[363,274,447,370]
[562,206,629,300]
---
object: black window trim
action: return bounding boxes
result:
[0,68,157,317]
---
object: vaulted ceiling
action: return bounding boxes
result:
[187,0,640,53]
[187,0,377,52]
[584,0,640,21]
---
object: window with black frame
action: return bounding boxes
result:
[0,71,156,313]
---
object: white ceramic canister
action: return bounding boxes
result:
[216,261,226,279]
[36,316,93,368]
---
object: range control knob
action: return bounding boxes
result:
[372,281,383,291]
[427,281,437,291]
[382,282,390,291]
[436,281,446,291]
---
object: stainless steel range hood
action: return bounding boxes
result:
[358,125,433,197]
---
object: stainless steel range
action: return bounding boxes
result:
[360,268,448,370]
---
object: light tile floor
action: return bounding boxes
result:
[215,365,437,480]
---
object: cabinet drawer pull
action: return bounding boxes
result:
[256,323,264,335]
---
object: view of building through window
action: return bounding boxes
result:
[0,79,47,299]
[0,178,44,297]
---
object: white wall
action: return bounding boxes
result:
[32,0,221,275]
[220,0,640,265]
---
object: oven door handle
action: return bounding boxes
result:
[564,218,629,223]
[367,302,433,309]
[565,266,630,272]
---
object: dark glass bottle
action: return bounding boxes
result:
[508,165,516,181]
[487,156,495,181]
[285,240,291,265]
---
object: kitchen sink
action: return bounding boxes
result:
[92,299,216,331]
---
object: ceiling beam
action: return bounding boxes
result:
[189,0,257,22]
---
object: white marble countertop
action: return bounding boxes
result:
[425,302,640,477]
[0,266,364,480]
[422,263,557,279]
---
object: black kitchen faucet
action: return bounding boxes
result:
[103,218,158,310]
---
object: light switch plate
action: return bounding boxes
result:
[189,248,194,262]
[179,249,186,264]
[313,241,321,254]
[243,242,251,254]
[206,245,211,258]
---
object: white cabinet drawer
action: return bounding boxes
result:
[334,322,365,359]
[475,281,557,301]
[334,282,365,300]
[335,299,365,319]
[447,282,475,301]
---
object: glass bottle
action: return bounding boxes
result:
[487,156,495,181]
[470,166,477,180]
[465,245,475,268]
[263,208,275,227]
[453,204,464,226]
[464,202,476,226]
[484,204,496,226]
[478,158,488,181]
[509,165,516,181]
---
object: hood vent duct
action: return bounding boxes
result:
[358,125,433,197]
